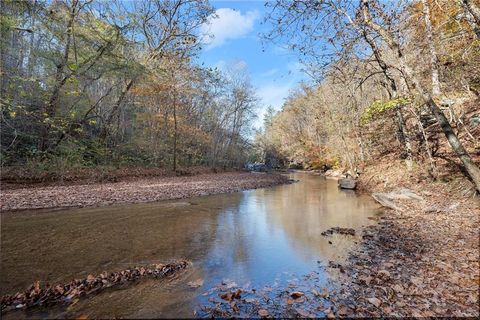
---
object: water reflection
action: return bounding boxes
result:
[1,172,380,318]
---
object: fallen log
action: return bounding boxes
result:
[1,260,190,313]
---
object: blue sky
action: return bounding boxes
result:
[198,0,307,129]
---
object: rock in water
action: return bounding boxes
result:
[338,178,356,190]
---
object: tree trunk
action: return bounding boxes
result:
[422,0,441,96]
[101,79,134,140]
[395,107,413,167]
[39,0,78,151]
[172,88,178,172]
[0,0,11,99]
[462,0,480,25]
[361,0,480,192]
[362,29,413,168]
[461,0,480,38]
[412,108,437,177]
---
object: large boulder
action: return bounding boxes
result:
[371,188,424,211]
[372,193,400,210]
[338,178,356,190]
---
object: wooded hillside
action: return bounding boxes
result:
[1,0,259,178]
[257,0,480,193]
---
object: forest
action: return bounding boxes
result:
[1,0,258,179]
[1,0,479,318]
[2,0,479,194]
[255,0,480,194]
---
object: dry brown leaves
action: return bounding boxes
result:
[0,172,291,212]
[321,227,356,236]
[330,183,480,317]
[0,260,190,313]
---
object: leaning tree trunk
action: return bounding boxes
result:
[100,79,134,140]
[461,0,480,38]
[361,0,480,192]
[462,0,480,25]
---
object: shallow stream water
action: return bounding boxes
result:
[1,172,381,318]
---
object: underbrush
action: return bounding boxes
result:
[0,164,230,186]
[0,139,232,186]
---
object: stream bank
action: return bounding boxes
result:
[0,171,291,212]
[1,172,379,318]
[329,161,480,317]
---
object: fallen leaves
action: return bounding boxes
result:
[289,291,304,299]
[0,260,190,313]
[295,308,313,317]
[392,284,404,294]
[258,309,269,317]
[0,172,292,211]
[195,272,333,318]
[331,183,480,317]
[377,270,390,280]
[337,304,350,316]
[321,227,356,236]
[220,289,242,302]
[367,297,382,308]
[358,274,373,286]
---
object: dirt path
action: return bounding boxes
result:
[0,172,290,212]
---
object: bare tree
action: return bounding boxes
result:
[421,0,441,96]
[360,0,480,192]
[264,0,480,192]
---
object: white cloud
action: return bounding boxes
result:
[257,83,292,110]
[252,81,293,129]
[272,45,289,55]
[254,62,306,128]
[213,59,248,73]
[230,59,248,72]
[260,68,278,77]
[201,8,259,50]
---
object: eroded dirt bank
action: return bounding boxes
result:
[0,172,290,212]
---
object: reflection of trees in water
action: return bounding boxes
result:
[259,174,378,262]
[202,191,255,282]
[0,196,241,295]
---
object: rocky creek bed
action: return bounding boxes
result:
[331,184,479,317]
